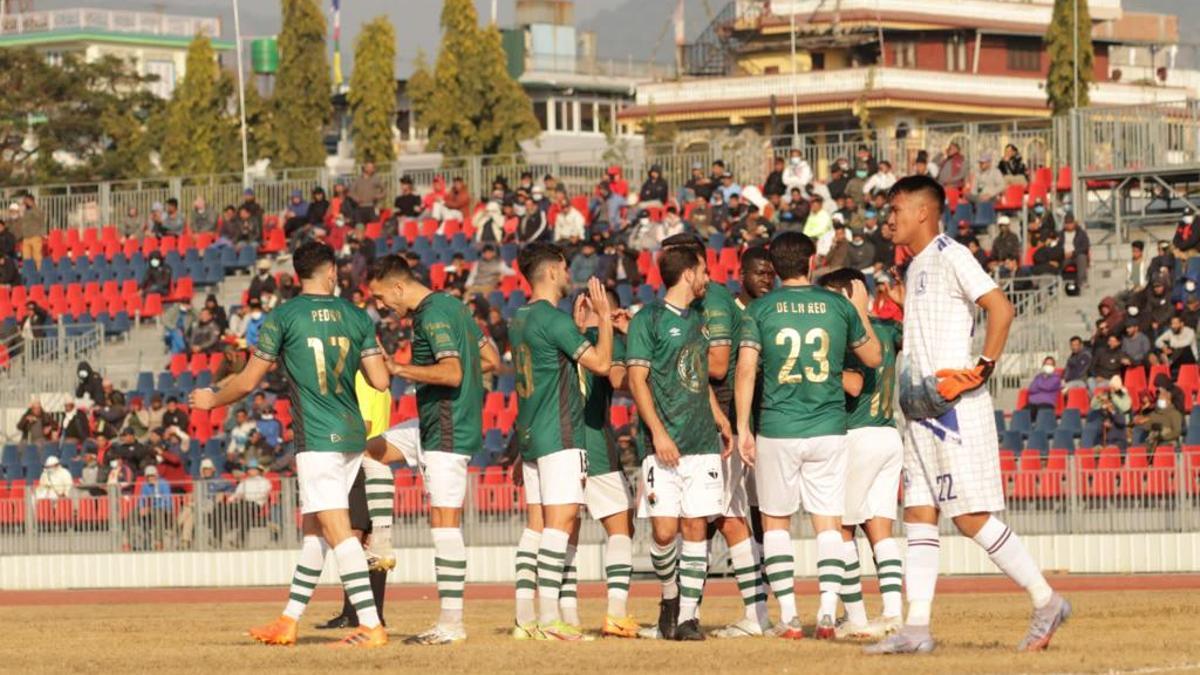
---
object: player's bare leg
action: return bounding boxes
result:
[406,505,468,645]
[598,509,638,638]
[709,515,770,638]
[512,501,543,639]
[953,512,1070,652]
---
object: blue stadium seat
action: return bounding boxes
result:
[708,232,726,250]
[556,297,573,314]
[1051,428,1076,452]
[616,283,633,308]
[468,451,491,468]
[993,409,1007,436]
[487,290,505,310]
[500,243,519,265]
[636,285,656,306]
[1186,256,1200,283]
[389,377,407,398]
[156,372,174,392]
[1131,426,1149,445]
[187,259,207,286]
[219,245,238,271]
[1058,408,1082,436]
[1033,408,1057,434]
[496,373,515,394]
[136,371,155,394]
[1186,423,1200,446]
[411,236,431,254]
[195,370,212,388]
[235,244,257,269]
[972,201,996,229]
[433,234,449,250]
[21,259,41,285]
[80,262,101,283]
[1026,430,1050,454]
[110,310,131,337]
[130,253,147,280]
[1,444,19,480]
[463,247,479,262]
[726,280,741,296]
[1008,409,1033,438]
[386,236,404,255]
[484,429,504,453]
[508,290,527,306]
[177,371,195,390]
[165,251,184,277]
[56,258,74,284]
[1000,430,1024,453]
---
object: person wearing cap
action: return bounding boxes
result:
[136,464,174,550]
[6,201,24,253]
[198,457,235,543]
[685,163,715,202]
[603,165,628,198]
[717,172,742,202]
[239,187,264,225]
[472,200,505,245]
[1089,373,1130,448]
[936,142,968,190]
[146,201,167,237]
[281,189,310,238]
[1172,209,1200,260]
[34,455,73,500]
[990,215,1021,263]
[1133,373,1184,451]
[954,219,978,247]
[191,196,214,234]
[967,151,1005,204]
[17,398,55,445]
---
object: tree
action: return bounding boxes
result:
[348,16,396,164]
[161,35,224,175]
[272,0,331,168]
[409,0,540,158]
[1045,0,1094,115]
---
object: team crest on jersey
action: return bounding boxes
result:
[915,271,928,296]
[707,469,719,480]
[676,343,705,393]
[647,491,657,506]
[330,433,342,443]
[669,327,682,337]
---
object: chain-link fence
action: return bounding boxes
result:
[3,455,1197,557]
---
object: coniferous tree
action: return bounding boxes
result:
[272,0,331,168]
[348,16,397,164]
[1045,0,1094,114]
[161,35,223,175]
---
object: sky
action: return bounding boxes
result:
[34,0,1199,73]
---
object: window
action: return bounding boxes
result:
[945,36,968,72]
[44,51,64,68]
[811,52,825,70]
[557,99,574,132]
[1006,40,1041,72]
[145,59,176,99]
[580,101,595,133]
[533,101,548,131]
[764,65,780,75]
[892,42,917,69]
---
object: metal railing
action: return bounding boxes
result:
[0,323,104,407]
[978,275,1064,402]
[0,8,221,38]
[2,459,1196,556]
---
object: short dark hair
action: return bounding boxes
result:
[166,198,178,208]
[817,266,867,295]
[769,231,816,281]
[399,176,413,186]
[1132,240,1145,251]
[660,233,705,254]
[517,242,566,280]
[1070,335,1082,343]
[888,174,946,215]
[366,254,414,284]
[659,246,703,289]
[740,246,773,280]
[293,241,336,281]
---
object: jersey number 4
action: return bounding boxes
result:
[307,336,351,395]
[775,327,830,384]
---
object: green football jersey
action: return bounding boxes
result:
[253,294,381,453]
[411,292,486,455]
[626,300,720,459]
[581,328,626,476]
[846,318,901,430]
[509,300,591,461]
[698,281,742,425]
[739,285,867,439]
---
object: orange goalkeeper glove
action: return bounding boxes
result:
[935,357,995,401]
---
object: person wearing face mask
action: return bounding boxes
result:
[249,259,278,301]
[1031,232,1064,276]
[1172,209,1200,260]
[845,227,876,273]
[243,298,267,347]
[1154,314,1197,377]
[627,210,659,252]
[1133,378,1183,450]
[75,361,106,407]
[1025,357,1062,419]
[142,251,173,296]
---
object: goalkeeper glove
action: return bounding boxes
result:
[935,357,995,402]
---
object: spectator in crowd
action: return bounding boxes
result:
[121,205,143,237]
[553,191,586,244]
[244,429,278,466]
[162,396,188,431]
[1095,296,1126,342]
[249,259,277,301]
[1182,294,1200,329]
[568,240,600,291]
[0,247,18,285]
[34,455,73,500]
[1121,321,1152,368]
[686,163,715,202]
[256,410,283,449]
[155,436,190,493]
[862,160,897,197]
[937,143,968,189]
[60,398,90,446]
[782,148,812,197]
[1061,215,1090,286]
[1062,336,1093,391]
[349,162,385,225]
[763,156,786,198]
[79,453,105,496]
[845,227,876,272]
[161,198,185,235]
[188,307,222,355]
[1133,379,1183,449]
[228,460,271,547]
[1155,314,1197,376]
[200,294,228,334]
[853,144,878,176]
[638,165,668,207]
[1090,375,1131,448]
[1173,210,1200,260]
[1125,240,1149,298]
[517,192,550,244]
[999,143,1028,184]
[191,197,214,233]
[127,396,152,440]
[136,465,173,550]
[1031,230,1064,276]
[393,176,422,221]
[473,201,506,246]
[990,215,1020,263]
[234,205,262,246]
[825,163,849,201]
[803,194,832,244]
[227,408,257,456]
[238,188,263,230]
[605,240,641,289]
[109,426,150,469]
[17,398,54,445]
[464,244,516,297]
[438,176,471,223]
[1090,332,1125,387]
[1149,240,1175,287]
[94,389,128,440]
[280,190,309,236]
[104,457,135,495]
[718,172,742,201]
[142,251,173,296]
[277,274,299,302]
[146,202,166,236]
[1026,356,1062,418]
[243,298,267,346]
[76,361,105,407]
[953,219,978,247]
[0,217,16,259]
[967,152,1005,204]
[20,300,51,342]
[402,251,429,286]
[604,166,629,198]
[18,192,45,265]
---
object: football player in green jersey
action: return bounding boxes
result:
[627,244,734,642]
[734,231,880,641]
[660,234,772,639]
[569,286,639,638]
[508,242,613,641]
[190,241,393,648]
[819,267,906,640]
[361,254,500,645]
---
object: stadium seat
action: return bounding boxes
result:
[1058,408,1082,437]
[1001,430,1024,453]
[1064,387,1090,415]
[1051,428,1076,452]
[1033,408,1056,434]
[1147,447,1177,496]
[1038,454,1067,499]
[1008,409,1032,438]
[1120,446,1149,498]
[1026,430,1049,454]
[1013,454,1041,500]
[993,409,1007,436]
[996,184,1025,211]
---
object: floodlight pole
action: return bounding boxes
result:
[233,0,250,188]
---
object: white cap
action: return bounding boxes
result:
[7,202,19,211]
[742,184,767,210]
[200,458,215,470]
[532,184,544,196]
[997,215,1010,226]
[44,455,59,467]
[144,465,158,476]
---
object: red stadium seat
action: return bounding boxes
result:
[168,277,193,302]
[1013,454,1040,500]
[1119,446,1149,498]
[189,352,209,377]
[996,184,1025,211]
[1065,387,1090,415]
[1147,447,1177,496]
[397,395,418,421]
[1038,455,1067,499]
[141,236,158,259]
[1055,166,1072,192]
[159,235,178,256]
[1016,388,1029,410]
[261,227,286,254]
[429,263,447,291]
[141,294,163,318]
[1123,367,1147,403]
[169,353,188,378]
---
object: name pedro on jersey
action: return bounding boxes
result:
[775,301,828,314]
[311,308,343,323]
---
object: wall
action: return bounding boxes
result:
[3,533,1197,590]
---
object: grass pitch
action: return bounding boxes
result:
[2,587,1198,674]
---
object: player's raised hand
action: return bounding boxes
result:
[611,308,631,335]
[189,387,216,411]
[587,277,610,317]
[738,433,756,467]
[572,291,591,329]
[848,279,871,313]
[654,432,681,468]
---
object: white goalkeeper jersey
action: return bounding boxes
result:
[902,235,998,378]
